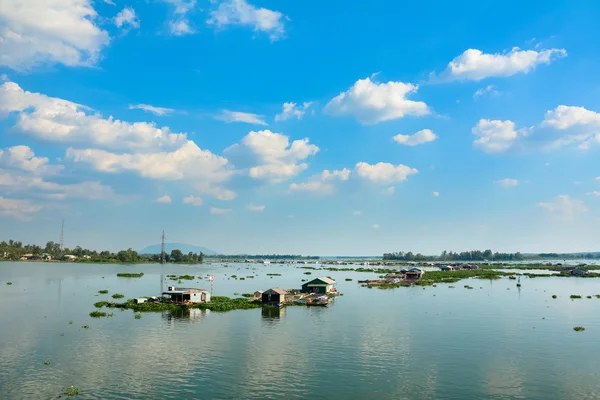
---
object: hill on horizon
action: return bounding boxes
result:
[140,243,218,256]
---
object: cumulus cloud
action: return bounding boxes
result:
[433,47,567,82]
[321,168,351,181]
[246,203,265,211]
[393,129,437,146]
[354,162,418,184]
[472,119,526,153]
[289,181,334,195]
[210,207,231,214]
[169,19,195,35]
[542,105,600,150]
[352,210,362,216]
[161,0,196,36]
[215,110,267,126]
[225,130,319,182]
[588,191,600,197]
[495,178,519,188]
[275,102,312,121]
[183,195,203,206]
[0,82,188,152]
[0,196,42,220]
[473,85,500,99]
[372,224,380,229]
[129,104,175,116]
[0,0,110,70]
[114,7,140,29]
[433,191,439,197]
[325,77,429,124]
[539,195,587,216]
[0,145,63,176]
[156,194,172,204]
[207,0,286,41]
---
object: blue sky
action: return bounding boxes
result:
[1,0,600,255]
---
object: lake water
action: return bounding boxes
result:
[1,262,600,399]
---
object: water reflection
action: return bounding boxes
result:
[261,306,285,320]
[162,308,210,325]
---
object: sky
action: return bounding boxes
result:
[1,0,600,256]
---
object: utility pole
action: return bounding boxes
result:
[59,218,65,256]
[161,230,166,264]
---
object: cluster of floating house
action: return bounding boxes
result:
[157,277,339,308]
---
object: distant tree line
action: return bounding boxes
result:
[538,253,599,259]
[0,239,203,264]
[383,250,525,262]
[211,254,319,260]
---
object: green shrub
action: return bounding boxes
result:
[134,313,142,319]
[112,293,125,299]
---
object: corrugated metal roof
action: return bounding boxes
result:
[305,277,336,285]
[264,287,287,295]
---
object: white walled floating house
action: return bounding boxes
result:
[162,286,211,304]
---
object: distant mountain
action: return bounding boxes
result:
[140,243,218,256]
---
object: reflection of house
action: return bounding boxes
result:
[301,277,336,294]
[406,267,423,279]
[162,286,211,303]
[262,288,287,305]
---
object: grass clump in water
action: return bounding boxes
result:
[89,311,108,318]
[552,295,557,299]
[6,282,12,285]
[134,313,142,319]
[112,293,125,299]
[573,326,585,332]
[570,295,582,299]
[241,293,253,298]
[44,360,50,365]
[303,272,312,275]
[98,290,108,294]
[345,278,353,281]
[117,273,144,278]
[82,324,89,329]
[266,273,281,276]
[94,301,110,308]
[64,385,79,396]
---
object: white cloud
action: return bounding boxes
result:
[324,77,429,124]
[183,195,203,206]
[288,181,334,195]
[542,105,600,150]
[161,1,196,36]
[215,110,267,126]
[275,102,312,122]
[545,162,551,167]
[129,104,175,116]
[393,129,438,146]
[0,82,188,152]
[433,47,567,82]
[0,0,110,70]
[103,0,116,5]
[225,130,319,182]
[169,19,195,36]
[473,85,500,99]
[588,191,600,197]
[355,162,418,184]
[207,0,286,41]
[495,178,519,188]
[472,119,524,153]
[210,207,231,214]
[382,186,395,195]
[433,191,439,197]
[246,203,265,211]
[539,195,587,216]
[596,177,600,181]
[0,145,63,176]
[156,194,172,204]
[114,7,140,29]
[352,210,362,216]
[0,196,42,220]
[67,141,235,200]
[372,224,380,229]
[321,168,351,181]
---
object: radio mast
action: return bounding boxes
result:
[160,230,166,264]
[59,219,65,254]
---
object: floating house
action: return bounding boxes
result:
[406,267,424,279]
[301,277,336,294]
[562,267,587,277]
[262,288,287,306]
[253,290,264,300]
[162,286,211,303]
[440,265,455,271]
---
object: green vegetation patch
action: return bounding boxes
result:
[89,311,112,318]
[134,313,142,319]
[6,282,12,285]
[64,386,80,396]
[552,295,557,299]
[345,278,353,281]
[117,272,144,278]
[112,293,125,299]
[98,290,109,294]
[266,273,281,276]
[573,326,585,332]
[570,295,582,299]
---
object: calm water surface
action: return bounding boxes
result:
[1,262,600,399]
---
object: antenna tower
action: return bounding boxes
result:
[59,218,65,253]
[161,230,166,264]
